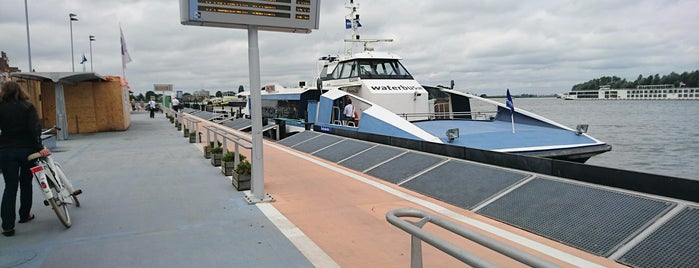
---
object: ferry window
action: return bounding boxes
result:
[340,61,356,78]
[357,59,413,79]
[320,65,330,80]
[331,64,343,79]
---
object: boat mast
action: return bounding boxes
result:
[343,0,392,56]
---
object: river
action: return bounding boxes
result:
[508,98,699,180]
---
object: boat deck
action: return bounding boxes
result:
[2,111,696,267]
[412,119,599,151]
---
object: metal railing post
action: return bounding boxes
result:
[387,208,560,268]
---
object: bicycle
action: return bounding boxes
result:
[28,126,82,228]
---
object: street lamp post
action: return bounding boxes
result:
[89,35,95,72]
[69,13,78,72]
[24,0,32,72]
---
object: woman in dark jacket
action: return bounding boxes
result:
[0,81,50,237]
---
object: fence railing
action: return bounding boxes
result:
[202,124,253,167]
[386,208,560,268]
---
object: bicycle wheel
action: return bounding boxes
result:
[53,163,80,207]
[45,171,72,228]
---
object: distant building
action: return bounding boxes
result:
[0,51,22,82]
[192,90,210,98]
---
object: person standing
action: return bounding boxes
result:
[171,97,180,112]
[343,98,355,126]
[0,81,51,237]
[148,99,156,118]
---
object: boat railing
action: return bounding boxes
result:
[332,106,343,125]
[399,111,497,121]
[386,208,560,268]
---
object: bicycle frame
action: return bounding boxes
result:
[30,157,73,205]
[30,164,55,200]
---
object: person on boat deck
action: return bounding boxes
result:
[343,98,355,126]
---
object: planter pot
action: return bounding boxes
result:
[232,173,251,191]
[183,129,189,137]
[177,123,182,131]
[189,135,196,143]
[203,146,211,159]
[221,161,235,176]
[210,153,222,166]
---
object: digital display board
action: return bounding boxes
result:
[180,0,320,33]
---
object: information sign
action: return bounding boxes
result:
[180,0,320,33]
[154,84,173,91]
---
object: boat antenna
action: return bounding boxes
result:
[343,0,392,55]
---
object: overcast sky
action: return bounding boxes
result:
[1,0,697,95]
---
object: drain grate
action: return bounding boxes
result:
[277,131,319,147]
[478,178,673,256]
[313,139,375,163]
[339,145,405,172]
[366,152,444,184]
[403,161,528,209]
[618,206,699,268]
[290,134,342,153]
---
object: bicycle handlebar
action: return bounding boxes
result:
[41,125,61,135]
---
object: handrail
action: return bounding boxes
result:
[203,125,253,167]
[400,111,497,121]
[386,208,560,268]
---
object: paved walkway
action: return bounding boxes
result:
[1,112,312,268]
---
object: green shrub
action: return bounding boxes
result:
[222,152,246,162]
[235,160,252,175]
[210,146,223,154]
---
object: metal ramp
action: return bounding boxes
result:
[278,131,699,268]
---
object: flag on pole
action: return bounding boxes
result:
[345,18,362,29]
[506,89,515,112]
[80,54,87,64]
[120,26,132,69]
[506,89,516,133]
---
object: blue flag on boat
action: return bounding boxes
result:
[345,18,362,29]
[506,89,515,112]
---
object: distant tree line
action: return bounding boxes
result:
[571,70,699,91]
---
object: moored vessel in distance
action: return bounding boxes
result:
[242,0,612,163]
[561,84,699,100]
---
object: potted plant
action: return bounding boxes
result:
[188,131,197,143]
[183,127,189,137]
[232,158,251,191]
[210,146,223,166]
[203,141,214,159]
[221,152,243,176]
